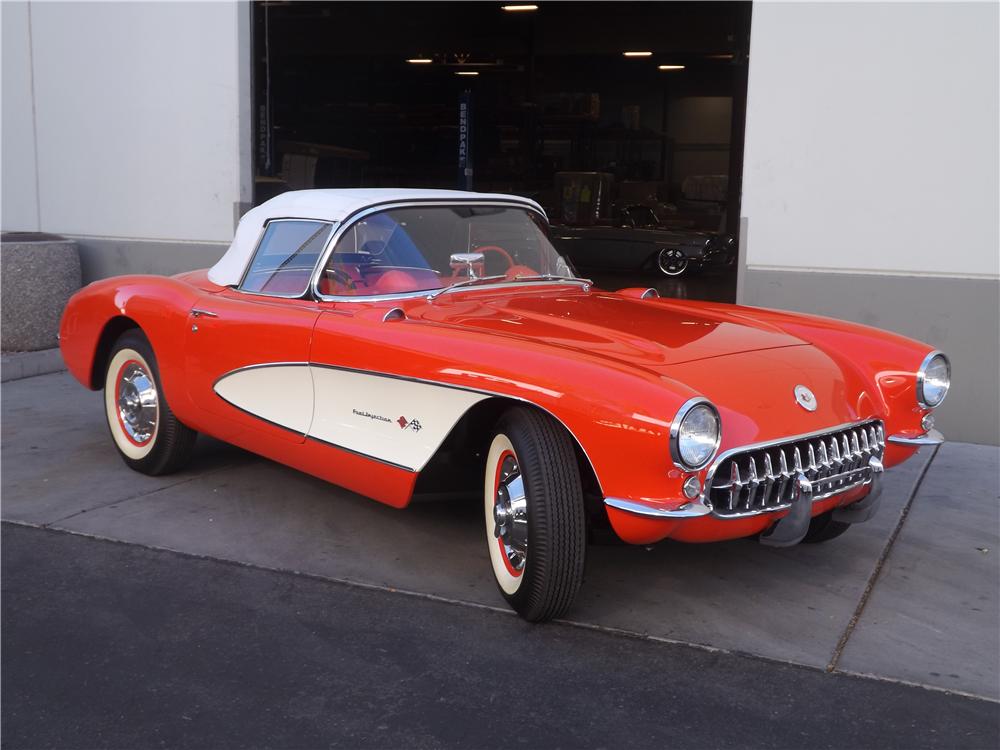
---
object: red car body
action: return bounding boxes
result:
[59,190,944,550]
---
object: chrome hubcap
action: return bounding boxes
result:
[117,362,158,444]
[659,248,688,275]
[493,454,528,571]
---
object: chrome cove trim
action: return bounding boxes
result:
[604,496,712,519]
[704,419,885,519]
[888,428,945,446]
[308,200,556,303]
[668,397,722,472]
[209,360,604,496]
[916,349,950,409]
[640,288,659,299]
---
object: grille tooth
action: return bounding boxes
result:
[760,454,776,507]
[708,421,885,517]
[728,462,743,510]
[746,456,760,509]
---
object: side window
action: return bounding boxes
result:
[239,220,334,296]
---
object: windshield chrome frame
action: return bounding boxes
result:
[308,199,577,303]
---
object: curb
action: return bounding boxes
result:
[1,348,66,383]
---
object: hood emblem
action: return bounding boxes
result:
[794,385,817,412]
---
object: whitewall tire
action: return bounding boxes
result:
[483,407,587,622]
[104,330,197,475]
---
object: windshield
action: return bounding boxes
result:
[317,205,577,297]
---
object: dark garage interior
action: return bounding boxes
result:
[252,1,751,301]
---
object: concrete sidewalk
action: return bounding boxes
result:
[2,371,998,700]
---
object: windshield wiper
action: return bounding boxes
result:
[426,275,509,300]
[510,273,593,285]
[427,273,594,301]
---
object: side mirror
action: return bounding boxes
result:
[450,252,486,279]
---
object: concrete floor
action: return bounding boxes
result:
[2,371,998,701]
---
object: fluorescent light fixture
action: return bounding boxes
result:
[406,58,432,64]
[623,51,653,57]
[501,4,538,10]
[657,64,685,71]
[456,71,480,76]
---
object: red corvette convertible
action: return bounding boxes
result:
[60,189,950,621]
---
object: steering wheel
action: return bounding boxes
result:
[325,268,356,291]
[474,245,516,270]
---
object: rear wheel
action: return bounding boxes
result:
[104,329,197,475]
[484,407,586,622]
[802,510,851,543]
[657,247,689,277]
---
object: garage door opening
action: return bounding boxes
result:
[252,1,751,302]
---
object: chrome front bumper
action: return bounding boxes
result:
[604,423,945,535]
[887,428,945,446]
[759,455,884,547]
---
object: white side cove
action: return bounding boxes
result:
[214,365,314,435]
[214,364,489,471]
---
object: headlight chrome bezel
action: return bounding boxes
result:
[669,397,722,472]
[916,350,951,409]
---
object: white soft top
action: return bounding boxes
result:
[207,188,544,287]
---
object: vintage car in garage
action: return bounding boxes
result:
[552,204,736,277]
[60,189,949,621]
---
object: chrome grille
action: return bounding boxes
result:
[707,421,885,517]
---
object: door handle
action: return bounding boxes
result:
[191,308,219,318]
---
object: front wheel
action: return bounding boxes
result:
[657,247,689,277]
[104,329,197,475]
[484,407,586,622]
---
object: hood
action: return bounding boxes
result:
[414,289,808,370]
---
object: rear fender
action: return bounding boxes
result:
[59,275,202,417]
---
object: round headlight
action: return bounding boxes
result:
[917,352,951,408]
[670,399,721,470]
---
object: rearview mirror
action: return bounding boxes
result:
[449,252,486,279]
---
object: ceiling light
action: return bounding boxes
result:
[658,64,685,71]
[623,51,653,58]
[406,58,432,64]
[501,4,538,10]
[456,71,479,76]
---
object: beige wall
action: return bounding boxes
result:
[1,1,252,243]
[742,2,999,279]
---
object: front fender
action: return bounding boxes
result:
[733,305,939,466]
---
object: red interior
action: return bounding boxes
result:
[317,265,445,296]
